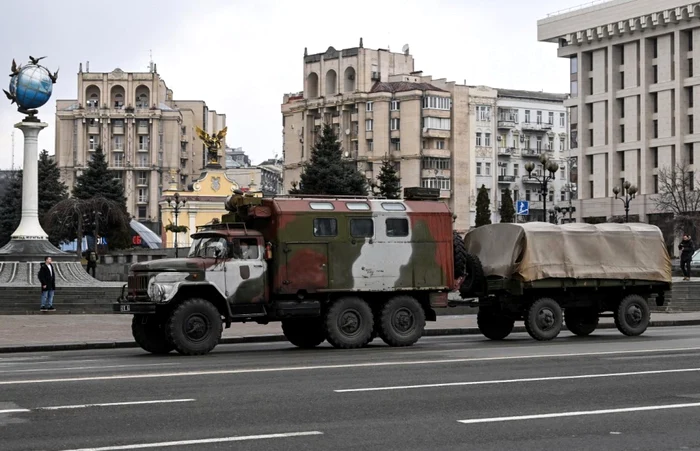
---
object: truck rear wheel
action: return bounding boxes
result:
[282,318,326,348]
[615,294,650,336]
[564,308,599,337]
[324,297,373,349]
[524,297,562,341]
[131,315,174,354]
[477,308,514,340]
[453,231,468,279]
[378,295,426,347]
[166,298,223,355]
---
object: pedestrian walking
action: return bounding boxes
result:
[679,234,695,281]
[86,250,97,278]
[38,256,56,311]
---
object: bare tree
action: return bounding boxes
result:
[654,161,700,239]
[45,196,129,258]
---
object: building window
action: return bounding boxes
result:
[436,140,446,149]
[559,113,565,127]
[476,162,482,175]
[620,124,626,143]
[113,135,124,151]
[138,206,147,219]
[536,111,543,124]
[525,189,531,201]
[525,110,531,123]
[485,133,491,146]
[560,165,566,179]
[420,177,451,190]
[570,80,578,97]
[137,154,149,167]
[513,163,519,177]
[422,96,451,110]
[390,100,400,111]
[137,171,148,186]
[88,135,98,150]
[690,115,695,134]
[365,119,373,131]
[422,157,450,170]
[536,137,542,150]
[367,139,373,152]
[137,188,148,203]
[476,133,482,146]
[653,175,658,194]
[548,112,554,125]
[390,118,400,130]
[138,135,149,151]
[560,137,565,151]
[485,162,491,176]
[392,138,400,151]
[570,56,578,74]
[366,101,373,112]
[423,117,451,130]
[476,106,491,121]
[112,154,124,167]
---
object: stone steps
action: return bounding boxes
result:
[0,286,124,314]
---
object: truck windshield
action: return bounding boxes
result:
[188,237,228,258]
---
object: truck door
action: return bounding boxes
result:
[283,242,329,294]
[225,237,267,304]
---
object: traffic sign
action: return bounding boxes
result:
[516,200,530,216]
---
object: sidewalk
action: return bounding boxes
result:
[1,312,700,353]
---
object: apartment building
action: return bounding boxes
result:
[54,62,225,232]
[538,0,699,230]
[491,89,570,222]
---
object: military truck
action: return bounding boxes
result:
[459,222,672,341]
[114,187,470,355]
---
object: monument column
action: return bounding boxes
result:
[12,121,49,240]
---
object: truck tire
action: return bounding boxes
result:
[378,295,426,347]
[614,294,650,336]
[524,297,563,341]
[131,315,174,354]
[166,298,223,355]
[564,308,599,337]
[477,309,514,340]
[282,318,326,348]
[453,231,468,279]
[459,253,486,298]
[324,297,374,349]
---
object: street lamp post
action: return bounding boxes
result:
[524,153,559,223]
[167,192,187,257]
[613,181,638,223]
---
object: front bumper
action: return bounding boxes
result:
[114,283,156,314]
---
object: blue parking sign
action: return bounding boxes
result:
[516,200,529,216]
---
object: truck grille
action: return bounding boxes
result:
[128,273,150,298]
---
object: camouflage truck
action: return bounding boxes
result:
[459,222,672,342]
[113,187,470,355]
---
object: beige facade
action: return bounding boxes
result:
[54,63,225,230]
[538,0,700,227]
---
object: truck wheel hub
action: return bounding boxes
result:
[184,314,209,341]
[393,308,415,333]
[339,309,362,336]
[537,308,555,329]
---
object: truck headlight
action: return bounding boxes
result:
[147,273,189,303]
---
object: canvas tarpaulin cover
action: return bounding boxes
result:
[463,222,671,283]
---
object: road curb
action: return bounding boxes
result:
[1,319,699,354]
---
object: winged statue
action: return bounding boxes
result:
[195,126,228,166]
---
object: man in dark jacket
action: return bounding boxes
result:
[679,234,695,281]
[38,256,56,311]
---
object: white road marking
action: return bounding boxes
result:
[36,399,195,410]
[58,431,324,450]
[0,408,30,414]
[334,367,700,392]
[0,363,178,374]
[457,402,700,424]
[1,346,700,386]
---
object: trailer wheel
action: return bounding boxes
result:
[131,315,174,354]
[282,318,326,348]
[324,297,374,349]
[166,298,223,355]
[477,308,514,340]
[459,254,486,298]
[453,231,468,279]
[564,308,599,337]
[378,295,426,347]
[615,294,650,336]
[524,298,563,341]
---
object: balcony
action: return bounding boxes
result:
[497,118,517,129]
[522,175,542,184]
[180,135,188,143]
[371,71,381,81]
[351,112,358,122]
[521,122,553,132]
[421,148,451,158]
[422,128,451,139]
[498,147,515,156]
[498,175,516,183]
[137,146,149,153]
[521,148,542,157]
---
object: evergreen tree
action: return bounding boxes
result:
[499,187,515,223]
[376,158,401,199]
[0,170,22,247]
[294,124,368,196]
[38,150,69,245]
[72,146,131,249]
[475,184,492,227]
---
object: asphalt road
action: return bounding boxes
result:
[2,327,700,450]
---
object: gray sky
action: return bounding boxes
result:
[0,0,585,169]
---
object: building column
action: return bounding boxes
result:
[188,211,197,247]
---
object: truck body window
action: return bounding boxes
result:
[386,218,409,237]
[313,218,337,236]
[346,202,370,210]
[350,218,374,238]
[310,202,334,210]
[381,202,406,211]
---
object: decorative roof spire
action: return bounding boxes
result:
[359,37,363,48]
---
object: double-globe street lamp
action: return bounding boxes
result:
[613,181,638,223]
[166,192,187,257]
[525,153,560,223]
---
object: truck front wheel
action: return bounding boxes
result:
[615,294,650,336]
[565,308,599,336]
[282,318,326,348]
[166,299,223,355]
[524,298,563,341]
[378,295,426,347]
[477,308,514,340]
[324,297,374,349]
[131,315,174,354]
